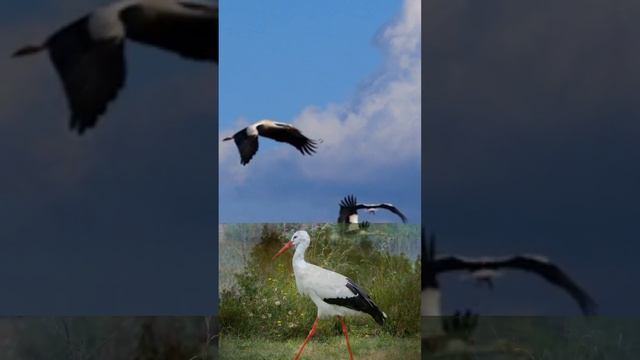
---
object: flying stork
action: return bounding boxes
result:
[12,0,218,134]
[272,230,387,360]
[422,231,598,317]
[223,120,320,165]
[337,195,407,225]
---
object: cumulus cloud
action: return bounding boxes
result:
[220,0,421,182]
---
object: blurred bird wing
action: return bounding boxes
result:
[121,1,218,61]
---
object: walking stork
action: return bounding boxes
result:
[12,0,218,134]
[272,230,387,360]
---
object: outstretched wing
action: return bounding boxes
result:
[231,130,259,165]
[257,123,319,155]
[433,254,598,316]
[121,1,218,62]
[357,203,408,223]
[498,256,598,316]
[338,195,358,223]
[47,17,126,134]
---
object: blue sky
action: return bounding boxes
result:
[219,0,422,224]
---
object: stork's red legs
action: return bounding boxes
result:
[339,316,354,360]
[294,317,319,360]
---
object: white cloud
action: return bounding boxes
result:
[220,0,421,183]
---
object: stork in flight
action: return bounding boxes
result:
[337,195,407,225]
[223,120,320,165]
[12,0,218,134]
[273,230,387,360]
[422,231,598,317]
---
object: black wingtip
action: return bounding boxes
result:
[374,310,387,326]
[12,44,45,58]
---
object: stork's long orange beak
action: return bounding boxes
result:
[272,241,293,260]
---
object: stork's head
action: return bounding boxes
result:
[272,230,310,259]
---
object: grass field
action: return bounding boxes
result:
[425,316,640,360]
[219,334,420,360]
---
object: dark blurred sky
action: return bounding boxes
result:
[0,1,218,314]
[423,0,640,315]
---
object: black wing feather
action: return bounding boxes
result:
[121,3,218,62]
[337,195,358,223]
[323,278,386,325]
[433,255,597,315]
[46,17,126,134]
[231,129,258,165]
[499,256,598,316]
[257,124,319,155]
[357,203,408,223]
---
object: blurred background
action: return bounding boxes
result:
[0,1,218,314]
[424,0,640,316]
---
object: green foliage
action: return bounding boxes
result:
[219,224,421,340]
[425,316,640,359]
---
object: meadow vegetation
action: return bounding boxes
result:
[425,316,640,360]
[0,317,217,360]
[219,224,421,358]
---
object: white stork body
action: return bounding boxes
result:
[273,231,386,360]
[13,0,218,134]
[223,120,320,165]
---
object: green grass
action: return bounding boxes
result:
[425,316,640,360]
[219,224,421,340]
[219,334,420,360]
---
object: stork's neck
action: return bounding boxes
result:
[292,241,310,269]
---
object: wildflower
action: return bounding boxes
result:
[275,300,281,306]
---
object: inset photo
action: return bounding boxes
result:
[219,224,421,360]
[218,0,421,224]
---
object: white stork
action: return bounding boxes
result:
[223,120,320,165]
[422,231,598,317]
[337,194,407,225]
[12,0,218,134]
[272,230,387,360]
